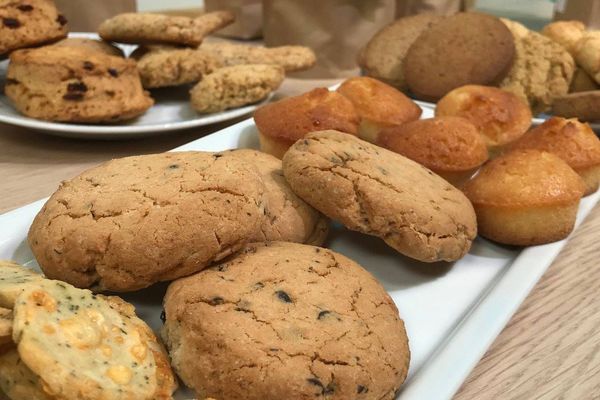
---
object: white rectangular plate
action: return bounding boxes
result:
[1,108,598,399]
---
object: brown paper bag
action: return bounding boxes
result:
[205,0,263,39]
[263,0,396,78]
[54,0,136,32]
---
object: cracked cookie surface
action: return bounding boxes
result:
[282,130,477,262]
[28,151,266,292]
[227,149,328,245]
[162,241,410,400]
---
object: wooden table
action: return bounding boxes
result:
[1,76,599,400]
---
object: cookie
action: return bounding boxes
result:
[98,11,235,46]
[131,45,221,88]
[500,30,575,114]
[190,64,284,114]
[28,151,267,292]
[201,42,316,72]
[542,20,585,56]
[12,280,177,399]
[552,90,600,122]
[282,130,477,262]
[358,13,443,91]
[5,46,154,123]
[162,242,410,400]
[0,308,11,346]
[404,12,515,101]
[0,260,44,309]
[50,37,124,57]
[574,32,600,85]
[0,0,67,56]
[228,149,329,245]
[0,348,52,400]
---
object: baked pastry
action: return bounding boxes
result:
[0,0,67,56]
[5,46,153,123]
[254,88,359,159]
[0,348,52,400]
[0,260,44,308]
[28,151,267,291]
[542,20,586,56]
[435,84,532,155]
[378,117,488,187]
[228,149,329,245]
[131,45,221,88]
[552,91,600,123]
[201,41,316,72]
[574,32,600,85]
[463,149,585,245]
[11,279,177,399]
[162,242,410,400]
[0,308,11,345]
[358,13,443,91]
[282,130,477,262]
[509,117,600,195]
[499,18,529,39]
[569,67,599,93]
[98,11,235,46]
[404,12,515,101]
[500,29,575,114]
[337,76,422,143]
[50,37,124,57]
[190,64,284,114]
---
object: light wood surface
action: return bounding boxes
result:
[1,69,600,400]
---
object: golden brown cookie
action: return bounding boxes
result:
[435,84,532,155]
[5,45,153,123]
[28,151,267,292]
[227,149,329,245]
[0,348,52,400]
[254,88,360,159]
[0,0,67,56]
[574,32,600,85]
[98,11,235,46]
[358,14,443,91]
[12,280,177,399]
[500,30,575,114]
[0,260,44,309]
[337,76,422,144]
[131,45,221,88]
[50,37,124,57]
[404,12,515,101]
[190,64,284,114]
[463,149,585,245]
[282,130,477,262]
[542,20,586,56]
[509,117,600,195]
[0,308,11,346]
[201,41,316,72]
[162,242,410,400]
[379,117,488,187]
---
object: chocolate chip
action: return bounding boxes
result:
[307,378,324,389]
[62,93,84,101]
[83,61,94,70]
[357,385,368,394]
[108,68,118,77]
[275,290,292,303]
[56,14,67,25]
[17,4,33,11]
[213,153,223,158]
[5,78,19,85]
[315,248,321,253]
[67,82,87,93]
[317,310,330,320]
[168,164,179,169]
[105,90,115,97]
[209,297,224,305]
[253,282,264,290]
[3,18,20,28]
[160,310,166,323]
[307,378,335,395]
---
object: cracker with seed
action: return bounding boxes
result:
[12,280,177,400]
[0,260,44,309]
[0,308,12,346]
[0,347,52,400]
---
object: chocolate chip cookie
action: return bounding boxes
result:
[5,45,153,122]
[282,130,477,262]
[162,241,410,400]
[0,0,67,56]
[28,151,267,292]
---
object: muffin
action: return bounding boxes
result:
[463,149,585,246]
[436,85,532,156]
[337,76,422,143]
[378,116,488,186]
[254,88,359,159]
[509,117,600,195]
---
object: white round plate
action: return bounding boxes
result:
[0,33,272,140]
